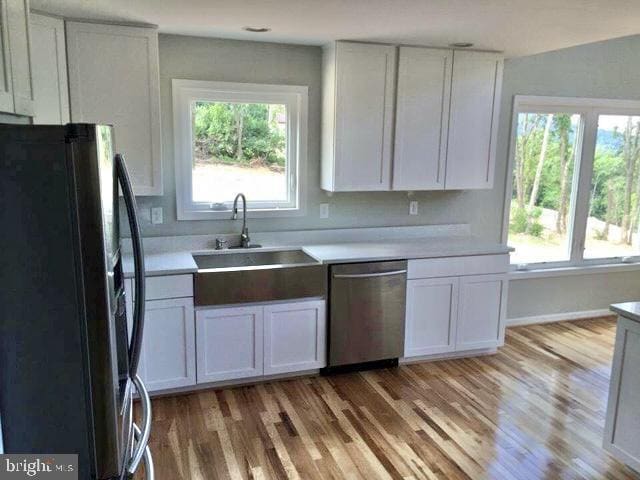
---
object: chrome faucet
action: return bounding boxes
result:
[232,193,251,248]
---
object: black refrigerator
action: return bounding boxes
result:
[0,124,153,479]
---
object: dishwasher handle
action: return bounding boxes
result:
[333,269,407,279]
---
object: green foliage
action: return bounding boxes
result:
[192,101,286,167]
[513,113,636,229]
[510,207,528,234]
[528,222,544,237]
[529,206,542,220]
[509,205,543,237]
[593,229,608,241]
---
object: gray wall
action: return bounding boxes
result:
[500,34,640,319]
[509,271,640,319]
[130,34,499,238]
[126,33,640,319]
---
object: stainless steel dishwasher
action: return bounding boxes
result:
[325,260,407,371]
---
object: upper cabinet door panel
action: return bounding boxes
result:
[334,42,396,191]
[393,47,451,191]
[445,51,503,190]
[66,22,162,196]
[0,0,13,113]
[30,14,69,124]
[6,0,33,116]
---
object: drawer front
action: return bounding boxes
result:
[408,254,508,279]
[131,274,194,300]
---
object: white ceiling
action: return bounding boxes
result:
[31,0,640,58]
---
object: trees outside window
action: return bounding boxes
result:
[172,80,308,220]
[509,112,580,264]
[506,97,640,268]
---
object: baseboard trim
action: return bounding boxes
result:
[400,347,498,364]
[507,308,613,327]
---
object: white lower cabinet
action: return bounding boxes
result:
[603,316,640,471]
[456,274,507,350]
[196,299,327,383]
[138,298,196,391]
[404,277,458,357]
[264,300,326,375]
[404,260,508,360]
[196,305,264,383]
[124,285,196,392]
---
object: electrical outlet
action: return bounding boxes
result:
[320,203,329,219]
[151,207,163,224]
[409,201,419,216]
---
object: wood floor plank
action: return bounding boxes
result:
[138,317,638,479]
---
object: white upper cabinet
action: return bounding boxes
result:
[6,0,33,116]
[321,42,503,192]
[29,13,69,124]
[445,50,503,189]
[66,22,162,196]
[393,47,451,191]
[322,41,396,191]
[0,0,34,116]
[0,0,14,112]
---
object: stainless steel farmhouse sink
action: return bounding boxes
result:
[193,249,327,306]
[194,249,317,270]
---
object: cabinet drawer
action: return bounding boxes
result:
[408,254,508,279]
[131,274,194,300]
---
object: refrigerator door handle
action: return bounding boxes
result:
[116,153,146,378]
[131,423,154,480]
[127,375,152,476]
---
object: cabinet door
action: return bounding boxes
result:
[0,0,13,113]
[6,0,33,116]
[138,298,196,392]
[196,306,263,383]
[445,51,503,190]
[66,22,162,195]
[604,316,640,471]
[124,290,196,392]
[333,42,396,191]
[404,277,458,357]
[29,14,69,124]
[393,47,451,191]
[264,300,326,375]
[456,274,507,350]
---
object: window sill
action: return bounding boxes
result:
[509,261,640,280]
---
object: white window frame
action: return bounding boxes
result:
[172,79,308,220]
[503,95,640,271]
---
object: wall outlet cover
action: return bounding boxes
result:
[409,201,419,216]
[151,207,163,224]
[320,203,329,219]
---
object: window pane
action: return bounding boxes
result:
[191,101,289,206]
[584,115,640,259]
[509,113,581,265]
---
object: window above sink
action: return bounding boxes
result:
[172,79,308,220]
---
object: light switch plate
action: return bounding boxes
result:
[409,201,419,216]
[151,207,163,224]
[320,203,329,219]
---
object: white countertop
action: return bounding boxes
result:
[123,251,197,278]
[611,302,640,323]
[123,235,511,277]
[303,236,511,264]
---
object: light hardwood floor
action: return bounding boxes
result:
[138,317,638,479]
